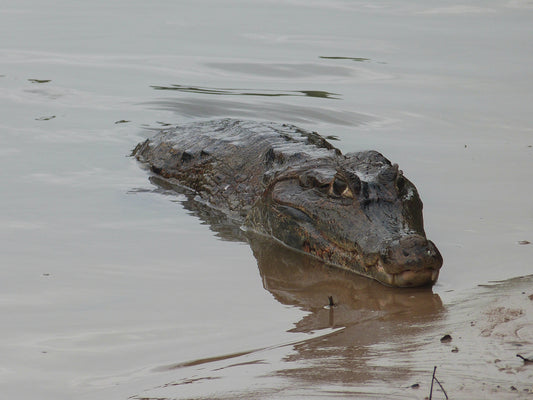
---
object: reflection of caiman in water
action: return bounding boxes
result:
[133,119,442,287]
[251,234,443,332]
[251,234,444,387]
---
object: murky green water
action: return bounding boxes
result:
[1,1,532,399]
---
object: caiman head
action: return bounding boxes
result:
[245,150,443,287]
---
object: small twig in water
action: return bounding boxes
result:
[434,375,448,399]
[517,354,533,363]
[429,366,436,399]
[429,366,449,400]
[328,296,336,307]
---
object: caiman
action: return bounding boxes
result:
[132,119,443,287]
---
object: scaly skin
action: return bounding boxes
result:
[133,119,442,287]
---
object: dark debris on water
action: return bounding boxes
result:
[440,334,452,343]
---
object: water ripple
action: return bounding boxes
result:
[151,84,340,99]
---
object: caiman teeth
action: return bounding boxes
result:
[431,269,439,282]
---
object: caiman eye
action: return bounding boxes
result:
[329,178,354,198]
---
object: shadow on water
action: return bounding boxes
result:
[142,176,445,387]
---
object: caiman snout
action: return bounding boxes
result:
[378,235,443,287]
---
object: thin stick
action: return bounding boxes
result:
[517,354,532,363]
[429,366,449,400]
[429,366,436,400]
[434,375,449,399]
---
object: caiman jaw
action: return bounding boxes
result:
[374,262,440,287]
